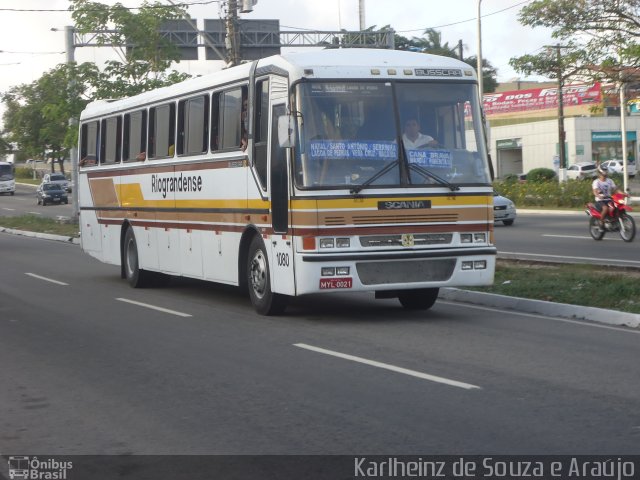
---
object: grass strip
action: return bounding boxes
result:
[473,259,640,314]
[0,214,79,238]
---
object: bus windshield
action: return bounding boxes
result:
[0,164,14,181]
[294,81,490,189]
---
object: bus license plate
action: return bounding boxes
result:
[319,278,353,289]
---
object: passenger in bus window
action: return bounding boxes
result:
[136,151,146,161]
[402,118,438,149]
[79,155,97,167]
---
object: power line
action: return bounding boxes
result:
[0,1,220,12]
[396,0,532,34]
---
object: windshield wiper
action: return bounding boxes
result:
[350,160,399,195]
[408,162,460,192]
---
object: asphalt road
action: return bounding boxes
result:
[1,233,639,456]
[0,183,73,220]
[494,213,640,268]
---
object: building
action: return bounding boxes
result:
[486,82,639,177]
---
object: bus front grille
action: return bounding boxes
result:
[359,233,453,247]
[356,259,456,285]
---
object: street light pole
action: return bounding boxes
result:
[63,25,80,222]
[476,0,483,98]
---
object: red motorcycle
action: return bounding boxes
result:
[586,192,636,242]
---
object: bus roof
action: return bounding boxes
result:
[80,48,477,120]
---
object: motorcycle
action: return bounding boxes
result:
[586,192,636,242]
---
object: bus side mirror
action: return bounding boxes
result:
[277,115,296,148]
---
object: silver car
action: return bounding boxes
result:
[493,191,516,226]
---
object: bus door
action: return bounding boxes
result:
[252,74,295,295]
[269,102,295,295]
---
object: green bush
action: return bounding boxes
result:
[14,167,35,179]
[493,178,594,208]
[526,168,557,183]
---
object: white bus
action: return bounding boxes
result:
[78,48,496,315]
[0,161,15,195]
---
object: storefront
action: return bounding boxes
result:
[591,131,637,163]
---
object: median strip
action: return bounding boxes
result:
[116,298,192,317]
[294,343,481,390]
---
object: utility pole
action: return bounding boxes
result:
[476,0,483,98]
[546,44,569,181]
[64,25,79,222]
[358,0,365,31]
[226,0,240,66]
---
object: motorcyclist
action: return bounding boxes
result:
[592,165,621,231]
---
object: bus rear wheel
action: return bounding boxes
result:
[398,288,439,310]
[123,227,154,288]
[247,236,287,316]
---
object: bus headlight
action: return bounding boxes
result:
[319,238,335,249]
[461,233,487,244]
[336,238,350,248]
[321,267,335,276]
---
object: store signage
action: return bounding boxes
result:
[483,83,602,115]
[591,131,637,142]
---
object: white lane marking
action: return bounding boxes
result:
[116,298,192,317]
[25,272,69,286]
[3,208,15,211]
[439,301,640,335]
[27,212,42,215]
[294,343,481,390]
[542,234,621,241]
[500,251,640,265]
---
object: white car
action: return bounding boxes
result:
[566,162,597,180]
[600,159,636,178]
[42,173,71,192]
[493,191,517,226]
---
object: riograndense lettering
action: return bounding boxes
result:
[151,173,203,199]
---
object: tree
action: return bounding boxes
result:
[510,0,640,84]
[2,64,93,174]
[395,28,498,93]
[70,0,191,98]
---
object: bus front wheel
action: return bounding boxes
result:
[123,227,153,288]
[247,236,287,315]
[398,288,439,310]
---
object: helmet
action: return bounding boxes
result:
[597,165,608,176]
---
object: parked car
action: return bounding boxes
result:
[600,159,636,178]
[36,183,68,205]
[566,162,597,180]
[42,173,71,192]
[493,191,517,226]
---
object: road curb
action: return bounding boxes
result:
[440,288,640,328]
[0,226,80,245]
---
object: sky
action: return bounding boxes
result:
[0,0,555,108]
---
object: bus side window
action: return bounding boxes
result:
[123,110,147,162]
[219,88,243,150]
[178,95,209,156]
[100,116,122,165]
[253,79,269,189]
[148,102,176,159]
[210,92,220,151]
[79,121,99,167]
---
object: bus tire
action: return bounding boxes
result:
[398,288,439,310]
[247,235,287,315]
[123,227,153,288]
